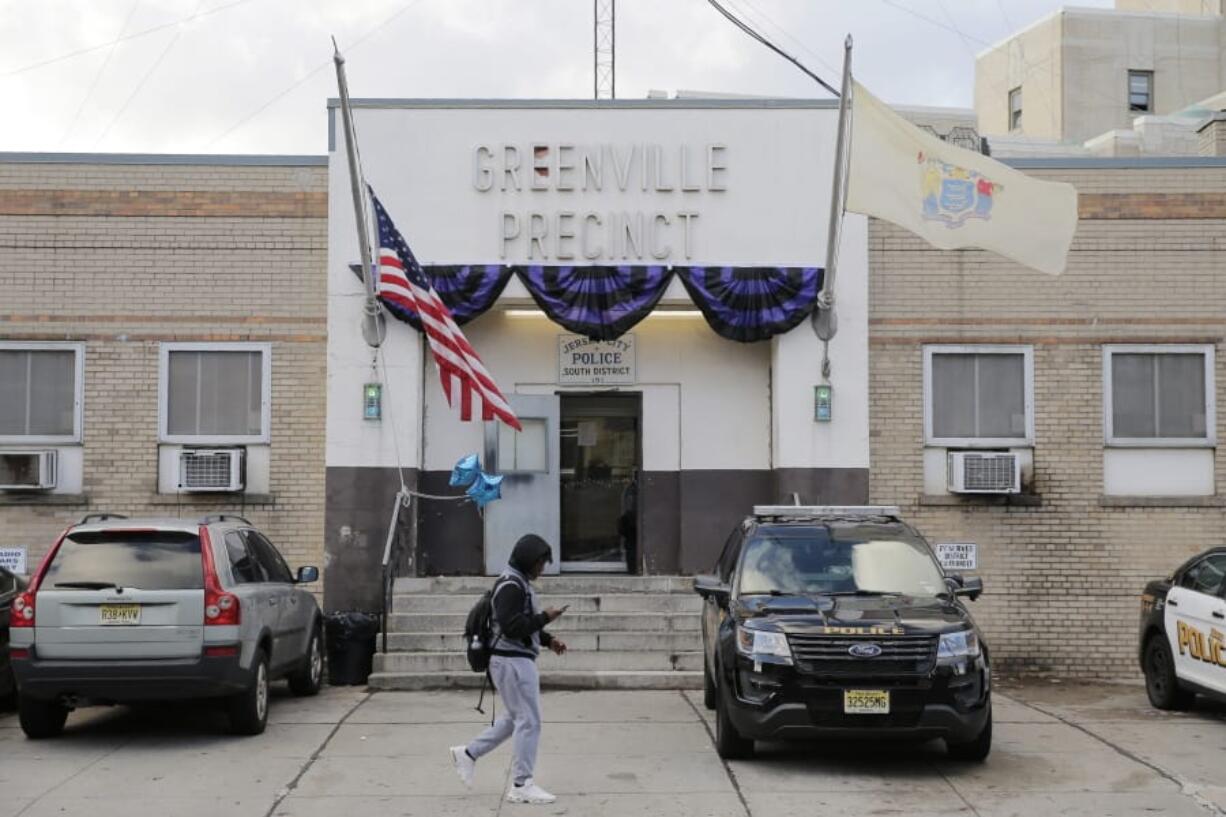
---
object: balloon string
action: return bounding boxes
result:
[404,488,473,502]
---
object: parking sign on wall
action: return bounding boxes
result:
[936,543,977,571]
[0,546,27,575]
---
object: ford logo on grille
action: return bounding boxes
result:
[848,642,883,658]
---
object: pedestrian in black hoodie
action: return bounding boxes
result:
[450,534,567,804]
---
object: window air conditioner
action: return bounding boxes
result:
[178,449,244,492]
[948,451,1021,494]
[0,450,58,490]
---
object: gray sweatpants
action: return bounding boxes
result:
[466,655,541,786]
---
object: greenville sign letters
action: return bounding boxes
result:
[473,142,727,261]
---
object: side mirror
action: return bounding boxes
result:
[693,574,731,607]
[296,566,320,584]
[954,576,983,601]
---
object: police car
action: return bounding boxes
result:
[1139,547,1226,709]
[694,506,991,761]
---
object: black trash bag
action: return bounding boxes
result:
[324,611,380,686]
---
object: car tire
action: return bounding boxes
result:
[228,648,270,735]
[288,625,324,697]
[18,696,68,739]
[714,676,754,760]
[946,705,992,762]
[1144,636,1194,711]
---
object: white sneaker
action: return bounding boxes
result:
[506,779,556,804]
[449,745,475,788]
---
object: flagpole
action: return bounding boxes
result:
[332,37,385,348]
[812,35,853,355]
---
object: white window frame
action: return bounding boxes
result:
[1008,86,1023,131]
[0,341,85,445]
[923,344,1035,449]
[159,342,272,445]
[1128,70,1154,113]
[1102,344,1215,448]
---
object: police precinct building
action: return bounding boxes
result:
[323,98,870,605]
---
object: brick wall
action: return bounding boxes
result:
[1198,117,1226,158]
[869,165,1226,678]
[0,158,328,584]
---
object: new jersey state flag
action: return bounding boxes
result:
[846,81,1078,276]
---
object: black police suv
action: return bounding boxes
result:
[1139,547,1226,710]
[694,506,991,761]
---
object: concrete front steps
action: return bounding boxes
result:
[368,574,703,691]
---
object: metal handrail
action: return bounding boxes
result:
[380,491,410,655]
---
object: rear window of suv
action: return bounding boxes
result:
[43,531,203,591]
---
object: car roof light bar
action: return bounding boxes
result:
[752,505,902,519]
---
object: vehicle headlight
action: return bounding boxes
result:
[937,629,981,663]
[736,626,793,665]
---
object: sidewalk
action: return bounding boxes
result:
[2,681,1224,816]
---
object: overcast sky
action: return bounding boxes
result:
[0,0,1112,156]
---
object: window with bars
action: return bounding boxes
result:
[160,344,270,442]
[0,344,82,442]
[1104,346,1213,445]
[925,346,1033,446]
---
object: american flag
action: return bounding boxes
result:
[370,189,521,431]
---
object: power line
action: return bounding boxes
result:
[705,0,839,97]
[993,0,1015,32]
[936,0,979,56]
[880,0,991,47]
[57,0,142,147]
[724,0,841,77]
[0,0,260,78]
[203,0,428,149]
[91,0,204,149]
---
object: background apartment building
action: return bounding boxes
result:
[0,154,328,588]
[977,0,1226,146]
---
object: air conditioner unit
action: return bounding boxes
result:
[0,450,57,490]
[178,449,244,492]
[948,451,1021,494]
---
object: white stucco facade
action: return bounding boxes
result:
[325,99,869,574]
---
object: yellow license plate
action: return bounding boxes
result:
[100,604,141,626]
[844,689,890,715]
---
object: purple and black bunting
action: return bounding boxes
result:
[676,266,824,343]
[517,265,673,342]
[356,263,823,343]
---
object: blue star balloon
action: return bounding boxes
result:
[449,453,481,487]
[466,471,504,509]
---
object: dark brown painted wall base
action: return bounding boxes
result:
[674,468,870,573]
[324,466,417,613]
[323,466,869,602]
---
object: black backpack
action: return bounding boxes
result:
[463,574,525,672]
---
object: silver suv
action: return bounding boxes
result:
[9,513,323,738]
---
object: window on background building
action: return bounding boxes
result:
[1129,71,1153,113]
[0,343,83,443]
[1104,346,1214,445]
[924,346,1034,446]
[1008,87,1023,131]
[159,343,271,443]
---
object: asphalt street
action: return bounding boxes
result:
[1,680,1225,817]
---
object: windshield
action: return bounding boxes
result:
[737,523,946,598]
[44,531,203,591]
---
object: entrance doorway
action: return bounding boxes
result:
[559,394,640,573]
